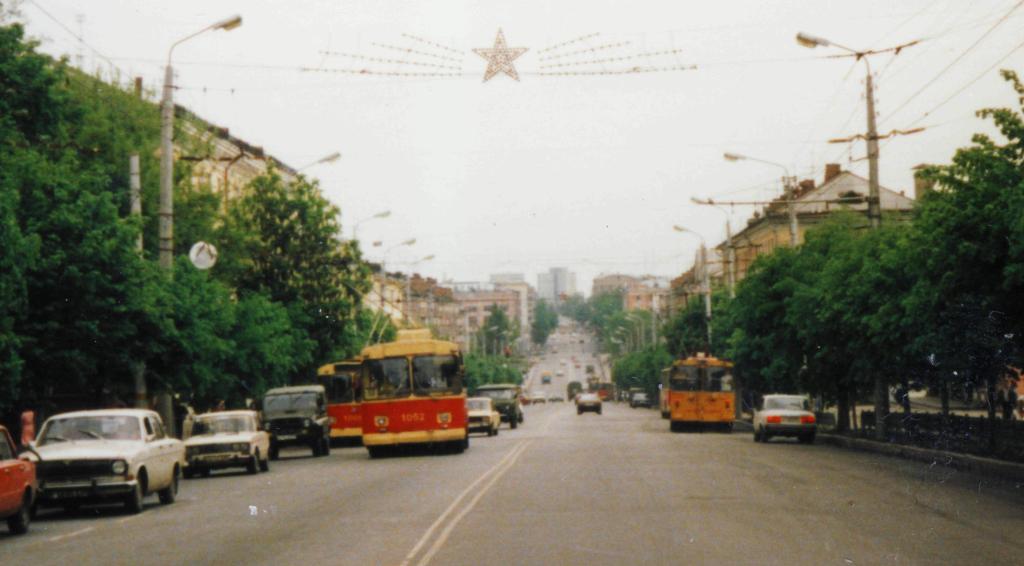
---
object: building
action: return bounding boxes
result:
[720,163,915,282]
[175,106,298,209]
[592,274,640,297]
[454,287,523,350]
[490,273,525,284]
[364,265,405,326]
[405,275,461,342]
[537,267,576,304]
[623,277,673,316]
[493,280,536,351]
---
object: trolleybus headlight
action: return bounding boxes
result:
[437,412,451,427]
[112,460,128,475]
[374,416,389,430]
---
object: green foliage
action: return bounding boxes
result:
[530,299,559,346]
[559,294,589,323]
[612,346,673,400]
[464,353,525,392]
[477,305,515,355]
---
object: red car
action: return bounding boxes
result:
[0,425,35,534]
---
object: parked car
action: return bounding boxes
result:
[542,374,552,385]
[466,398,501,437]
[754,394,817,444]
[32,409,184,514]
[475,384,524,428]
[531,391,548,404]
[0,425,35,534]
[549,396,565,403]
[630,392,653,408]
[184,410,271,477]
[577,393,602,415]
[262,385,332,459]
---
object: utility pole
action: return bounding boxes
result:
[786,177,799,246]
[159,64,174,272]
[701,243,712,350]
[865,71,881,229]
[725,219,736,299]
[130,154,147,409]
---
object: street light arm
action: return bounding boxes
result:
[167,15,243,65]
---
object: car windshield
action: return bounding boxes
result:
[413,355,461,395]
[466,399,490,411]
[39,415,140,445]
[263,393,318,414]
[765,397,810,411]
[193,415,253,435]
[363,357,410,400]
[477,389,516,400]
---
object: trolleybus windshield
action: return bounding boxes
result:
[669,366,700,391]
[363,357,410,400]
[413,355,461,395]
[706,367,734,392]
[326,368,359,403]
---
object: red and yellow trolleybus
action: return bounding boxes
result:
[360,329,468,457]
[317,358,363,443]
[666,354,735,432]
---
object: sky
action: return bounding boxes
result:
[14,0,1024,295]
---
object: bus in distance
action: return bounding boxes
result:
[666,353,735,432]
[317,359,363,443]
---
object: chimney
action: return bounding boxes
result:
[913,164,934,200]
[134,77,143,98]
[824,163,842,184]
[798,179,815,196]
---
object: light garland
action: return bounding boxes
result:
[319,51,462,71]
[371,42,463,63]
[540,49,685,69]
[300,66,466,78]
[537,33,601,54]
[529,64,697,76]
[401,33,462,55]
[539,42,632,61]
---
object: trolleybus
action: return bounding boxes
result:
[317,359,363,443]
[360,329,467,457]
[666,354,735,432]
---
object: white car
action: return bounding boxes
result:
[32,409,185,514]
[466,398,501,437]
[753,395,817,444]
[184,410,270,477]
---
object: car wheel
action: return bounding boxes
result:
[200,468,212,478]
[493,426,499,436]
[183,468,195,479]
[125,480,145,514]
[510,417,518,430]
[247,451,259,474]
[367,446,383,459]
[259,453,270,473]
[7,490,31,535]
[158,467,179,505]
[762,430,772,443]
[753,427,761,442]
[322,437,331,456]
[518,413,524,424]
[577,409,583,415]
[269,445,279,461]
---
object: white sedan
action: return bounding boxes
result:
[753,395,817,444]
[32,409,184,514]
[466,398,501,436]
[184,410,270,477]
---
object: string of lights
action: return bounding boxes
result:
[529,64,697,77]
[540,49,685,69]
[539,41,632,62]
[319,51,462,71]
[371,42,463,63]
[300,66,467,78]
[537,33,601,53]
[401,33,462,55]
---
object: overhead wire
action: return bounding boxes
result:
[24,0,124,75]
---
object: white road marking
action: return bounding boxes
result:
[48,526,94,542]
[399,441,526,566]
[415,439,532,566]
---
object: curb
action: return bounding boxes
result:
[817,433,1024,483]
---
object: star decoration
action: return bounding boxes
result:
[473,29,528,82]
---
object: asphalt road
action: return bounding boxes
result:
[5,329,1024,565]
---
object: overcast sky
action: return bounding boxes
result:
[17,0,1024,294]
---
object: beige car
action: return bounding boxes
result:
[32,409,185,514]
[184,410,271,477]
[753,394,817,444]
[466,398,501,437]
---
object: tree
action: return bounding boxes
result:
[219,170,371,379]
[531,299,559,346]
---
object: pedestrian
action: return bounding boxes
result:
[19,410,35,447]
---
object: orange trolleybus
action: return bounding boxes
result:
[666,353,735,432]
[360,329,468,458]
[317,358,363,443]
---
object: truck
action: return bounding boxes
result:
[567,381,583,401]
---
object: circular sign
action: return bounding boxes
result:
[189,241,218,270]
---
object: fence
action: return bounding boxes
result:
[859,410,1024,463]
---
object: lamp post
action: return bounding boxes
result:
[160,15,243,272]
[673,225,712,350]
[724,152,798,246]
[297,151,342,172]
[403,254,435,325]
[691,197,736,299]
[353,210,391,241]
[379,238,416,322]
[795,32,883,229]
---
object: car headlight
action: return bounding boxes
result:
[304,418,312,428]
[112,460,128,475]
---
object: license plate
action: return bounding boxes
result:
[783,416,800,424]
[53,489,90,499]
[278,435,296,441]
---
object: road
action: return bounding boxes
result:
[5,329,1024,565]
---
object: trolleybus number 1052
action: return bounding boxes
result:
[401,412,425,423]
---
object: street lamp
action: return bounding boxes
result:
[297,151,342,172]
[723,151,798,246]
[353,210,391,241]
[159,15,243,271]
[673,226,712,350]
[796,32,885,230]
[403,254,435,326]
[691,197,736,298]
